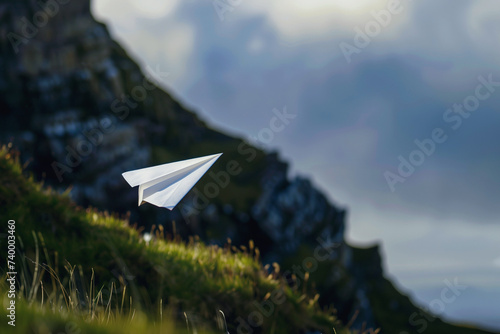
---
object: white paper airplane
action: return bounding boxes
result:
[122,153,222,210]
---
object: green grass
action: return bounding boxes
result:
[0,145,354,334]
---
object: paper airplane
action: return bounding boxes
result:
[122,153,222,210]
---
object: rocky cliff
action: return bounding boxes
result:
[0,1,494,333]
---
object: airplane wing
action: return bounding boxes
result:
[122,153,222,209]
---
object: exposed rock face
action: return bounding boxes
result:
[0,0,219,218]
[0,1,486,333]
[253,172,346,261]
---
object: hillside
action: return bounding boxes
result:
[0,146,347,333]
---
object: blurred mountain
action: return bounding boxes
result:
[0,1,496,333]
[409,285,500,332]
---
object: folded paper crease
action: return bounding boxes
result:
[122,153,222,210]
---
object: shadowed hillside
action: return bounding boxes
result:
[0,146,346,334]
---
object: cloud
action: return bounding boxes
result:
[127,0,180,19]
[242,0,404,41]
[92,0,500,224]
[91,1,195,87]
[93,0,180,20]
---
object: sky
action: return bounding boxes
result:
[92,0,500,330]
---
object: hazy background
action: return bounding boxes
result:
[92,0,500,330]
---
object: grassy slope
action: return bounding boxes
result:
[0,145,349,334]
